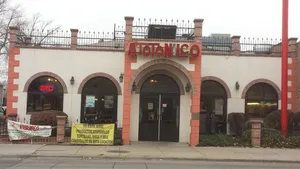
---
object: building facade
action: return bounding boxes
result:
[6,16,300,146]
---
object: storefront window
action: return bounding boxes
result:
[245,83,278,118]
[81,77,118,124]
[27,76,64,112]
[200,80,227,134]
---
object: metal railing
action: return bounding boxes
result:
[13,25,284,55]
[0,119,7,137]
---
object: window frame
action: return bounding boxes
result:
[26,76,64,113]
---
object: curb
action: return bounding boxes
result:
[1,154,300,164]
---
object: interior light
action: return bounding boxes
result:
[247,102,278,106]
[247,102,260,105]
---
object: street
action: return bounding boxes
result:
[1,157,300,169]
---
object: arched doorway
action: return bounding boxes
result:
[245,83,278,118]
[200,80,228,134]
[26,76,64,112]
[139,74,180,142]
[80,77,118,124]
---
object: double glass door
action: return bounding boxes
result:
[138,93,180,142]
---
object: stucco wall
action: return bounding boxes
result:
[13,47,285,139]
[202,55,285,114]
[14,48,124,127]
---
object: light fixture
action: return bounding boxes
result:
[235,81,240,90]
[119,73,124,83]
[70,76,75,85]
[132,82,136,92]
[185,83,191,92]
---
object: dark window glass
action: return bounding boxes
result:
[141,74,179,94]
[27,76,64,112]
[81,77,118,124]
[245,83,278,118]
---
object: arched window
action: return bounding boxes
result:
[200,80,228,134]
[81,77,118,124]
[27,76,64,112]
[245,83,278,118]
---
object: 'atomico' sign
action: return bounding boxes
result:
[128,43,200,58]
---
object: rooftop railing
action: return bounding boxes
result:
[12,26,292,56]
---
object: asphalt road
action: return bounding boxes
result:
[1,157,300,169]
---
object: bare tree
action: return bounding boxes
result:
[16,13,61,46]
[0,0,61,82]
[0,0,22,60]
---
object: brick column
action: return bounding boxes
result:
[122,16,134,145]
[297,41,300,111]
[189,19,203,146]
[231,36,241,56]
[56,116,66,143]
[70,29,79,50]
[287,38,298,111]
[7,27,20,117]
[250,120,263,148]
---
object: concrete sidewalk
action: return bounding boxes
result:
[0,142,300,163]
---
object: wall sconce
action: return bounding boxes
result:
[235,81,240,90]
[70,76,75,85]
[119,73,124,83]
[132,82,136,92]
[185,83,191,93]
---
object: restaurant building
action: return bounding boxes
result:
[6,16,300,146]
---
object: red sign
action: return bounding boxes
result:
[39,84,55,93]
[128,43,200,58]
[20,124,40,131]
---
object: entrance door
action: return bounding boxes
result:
[139,93,180,142]
[139,74,180,142]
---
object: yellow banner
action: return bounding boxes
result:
[71,123,115,145]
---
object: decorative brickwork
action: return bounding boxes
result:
[201,76,232,98]
[122,17,204,146]
[23,72,68,93]
[241,79,281,99]
[7,27,20,116]
[250,120,263,148]
[128,59,196,94]
[56,116,66,143]
[288,38,298,112]
[77,72,122,95]
[297,41,300,111]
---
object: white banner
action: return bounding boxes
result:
[7,120,52,141]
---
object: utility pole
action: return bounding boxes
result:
[281,0,288,137]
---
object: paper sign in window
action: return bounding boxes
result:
[148,103,153,110]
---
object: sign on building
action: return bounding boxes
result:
[71,123,115,145]
[7,120,52,140]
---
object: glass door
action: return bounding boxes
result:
[139,93,180,142]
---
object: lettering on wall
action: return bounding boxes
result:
[128,43,200,58]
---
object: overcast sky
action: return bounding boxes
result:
[10,0,300,39]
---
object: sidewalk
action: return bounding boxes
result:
[0,142,300,163]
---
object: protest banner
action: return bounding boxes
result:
[7,120,52,141]
[71,123,115,145]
